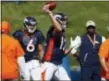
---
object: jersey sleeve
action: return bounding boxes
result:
[37,31,45,44]
[99,39,109,58]
[12,30,23,41]
[15,40,24,58]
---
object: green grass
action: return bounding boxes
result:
[1,1,109,66]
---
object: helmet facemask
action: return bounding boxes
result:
[59,20,67,29]
[25,24,37,33]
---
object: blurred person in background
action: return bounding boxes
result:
[1,21,25,81]
[99,27,109,81]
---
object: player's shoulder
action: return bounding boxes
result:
[13,29,24,37]
[34,29,43,36]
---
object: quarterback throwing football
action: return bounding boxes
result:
[41,4,73,81]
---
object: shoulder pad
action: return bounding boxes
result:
[35,30,43,35]
[13,30,24,38]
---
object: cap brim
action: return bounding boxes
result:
[87,25,96,29]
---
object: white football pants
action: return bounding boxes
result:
[41,62,71,81]
[23,60,42,80]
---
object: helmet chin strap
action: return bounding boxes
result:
[28,29,35,33]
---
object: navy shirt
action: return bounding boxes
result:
[13,29,44,62]
[44,27,66,65]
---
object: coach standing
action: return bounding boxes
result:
[1,21,25,81]
[70,20,105,81]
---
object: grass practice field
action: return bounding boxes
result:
[1,1,109,66]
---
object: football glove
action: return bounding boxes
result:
[70,36,81,55]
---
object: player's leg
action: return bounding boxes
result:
[23,62,31,80]
[41,62,56,81]
[81,66,93,81]
[54,64,71,81]
[92,66,101,81]
[30,60,42,80]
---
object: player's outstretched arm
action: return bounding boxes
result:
[42,4,62,32]
[64,36,81,55]
[64,48,73,55]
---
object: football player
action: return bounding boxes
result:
[13,16,44,80]
[41,4,72,81]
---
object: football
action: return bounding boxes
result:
[46,1,56,11]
